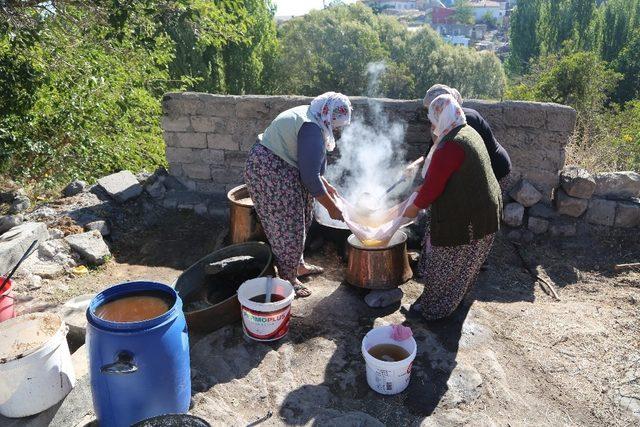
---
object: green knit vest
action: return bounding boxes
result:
[430,125,502,247]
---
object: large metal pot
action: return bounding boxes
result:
[227,184,266,244]
[346,231,413,289]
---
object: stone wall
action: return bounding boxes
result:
[162,93,577,202]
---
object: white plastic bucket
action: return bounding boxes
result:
[361,325,417,395]
[0,312,76,418]
[237,277,294,342]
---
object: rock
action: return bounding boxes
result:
[560,166,595,199]
[614,201,640,228]
[0,222,49,274]
[97,170,143,202]
[364,288,404,308]
[555,189,588,217]
[9,194,30,214]
[48,228,65,239]
[163,175,189,192]
[323,412,384,427]
[506,229,522,241]
[194,203,208,216]
[84,220,110,236]
[0,214,23,234]
[550,221,577,237]
[593,171,640,199]
[528,216,549,234]
[21,239,77,278]
[502,202,525,227]
[135,171,152,184]
[62,180,88,197]
[528,202,557,219]
[58,294,95,342]
[509,180,542,207]
[444,363,483,406]
[586,198,617,226]
[145,179,166,199]
[65,231,111,265]
[521,230,534,243]
[29,206,56,220]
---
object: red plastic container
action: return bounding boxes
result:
[0,278,16,322]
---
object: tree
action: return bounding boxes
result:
[480,11,498,30]
[613,29,640,103]
[506,0,541,74]
[453,0,474,25]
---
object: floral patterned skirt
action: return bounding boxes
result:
[244,143,314,282]
[416,226,495,321]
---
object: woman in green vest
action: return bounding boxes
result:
[244,92,351,298]
[403,94,502,320]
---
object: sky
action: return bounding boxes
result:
[273,0,357,17]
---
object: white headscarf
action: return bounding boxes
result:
[309,92,352,152]
[422,84,463,109]
[421,94,467,178]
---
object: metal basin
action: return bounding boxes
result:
[174,242,273,333]
[345,231,413,289]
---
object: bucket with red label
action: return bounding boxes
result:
[237,277,294,342]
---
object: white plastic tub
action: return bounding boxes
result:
[361,325,417,395]
[0,312,76,417]
[237,277,294,342]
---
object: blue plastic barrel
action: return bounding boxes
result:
[86,281,191,427]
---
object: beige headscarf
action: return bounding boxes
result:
[422,84,463,109]
[421,94,467,178]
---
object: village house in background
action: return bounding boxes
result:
[361,0,512,56]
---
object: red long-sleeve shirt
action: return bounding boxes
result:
[414,141,465,209]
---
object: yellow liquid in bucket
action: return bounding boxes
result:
[362,239,384,247]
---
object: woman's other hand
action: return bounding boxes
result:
[402,204,420,218]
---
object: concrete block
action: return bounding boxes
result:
[225,151,248,167]
[585,198,617,226]
[207,133,239,151]
[182,163,212,180]
[164,131,207,149]
[190,116,224,133]
[502,202,524,227]
[162,115,191,132]
[555,189,588,218]
[614,201,640,228]
[528,216,549,234]
[97,170,143,202]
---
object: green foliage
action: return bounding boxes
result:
[507,51,621,115]
[480,12,498,30]
[0,0,278,188]
[274,4,505,99]
[506,0,541,74]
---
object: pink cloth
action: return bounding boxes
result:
[390,325,413,341]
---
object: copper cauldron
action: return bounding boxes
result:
[227,184,266,244]
[346,231,413,289]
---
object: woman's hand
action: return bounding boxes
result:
[322,177,339,199]
[317,193,344,222]
[402,203,421,218]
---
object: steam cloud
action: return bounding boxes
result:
[317,61,414,226]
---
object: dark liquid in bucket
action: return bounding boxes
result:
[368,344,410,362]
[249,293,286,303]
[95,291,172,322]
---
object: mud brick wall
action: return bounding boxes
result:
[162,93,576,201]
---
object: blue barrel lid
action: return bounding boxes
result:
[87,281,182,332]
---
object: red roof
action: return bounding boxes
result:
[432,6,456,24]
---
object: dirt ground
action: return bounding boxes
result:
[10,209,640,426]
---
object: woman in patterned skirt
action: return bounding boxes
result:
[403,94,502,320]
[244,92,352,297]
